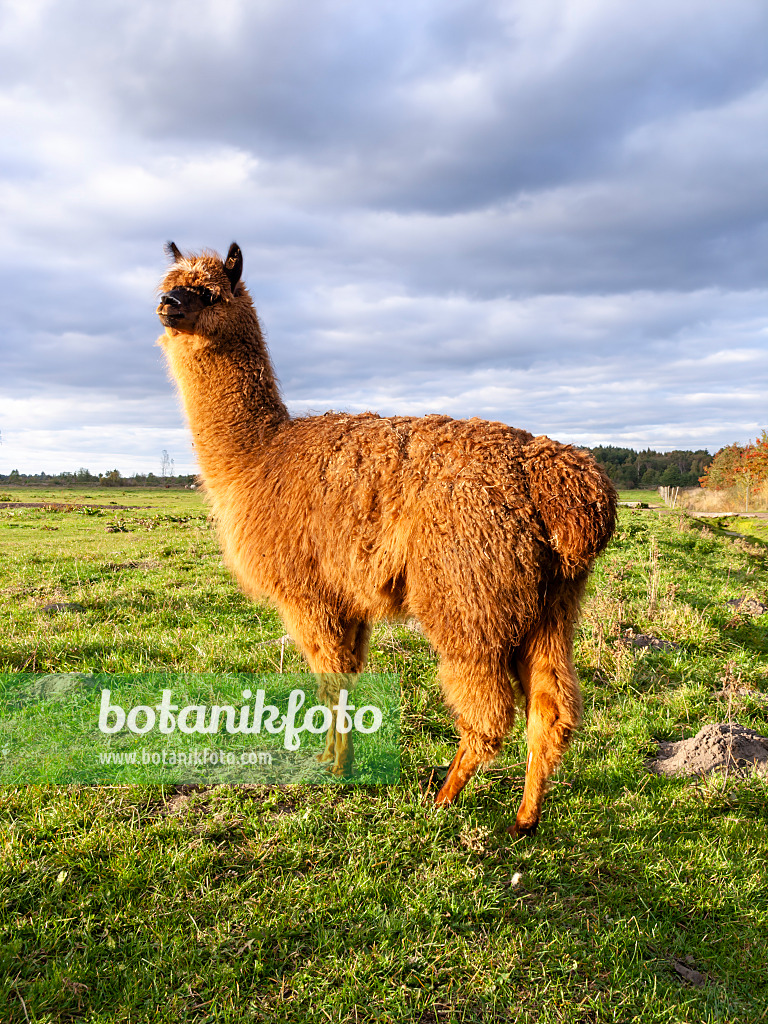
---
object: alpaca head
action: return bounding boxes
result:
[156,241,244,337]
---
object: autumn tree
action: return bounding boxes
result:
[700,432,768,508]
[699,444,744,490]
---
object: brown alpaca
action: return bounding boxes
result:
[156,242,616,835]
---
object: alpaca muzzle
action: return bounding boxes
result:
[156,292,184,327]
[157,286,222,329]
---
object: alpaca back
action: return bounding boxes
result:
[205,413,543,631]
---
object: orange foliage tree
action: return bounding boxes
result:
[701,431,768,504]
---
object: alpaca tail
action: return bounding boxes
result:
[523,435,617,577]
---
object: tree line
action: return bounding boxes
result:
[586,446,712,490]
[0,468,196,489]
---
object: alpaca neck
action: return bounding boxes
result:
[164,305,289,485]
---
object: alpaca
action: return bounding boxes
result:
[156,242,616,835]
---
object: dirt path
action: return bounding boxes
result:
[692,511,768,519]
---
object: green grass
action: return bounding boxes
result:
[694,516,768,547]
[0,670,400,786]
[0,485,202,513]
[617,489,661,505]
[1,494,767,1022]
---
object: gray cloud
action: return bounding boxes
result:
[0,0,766,473]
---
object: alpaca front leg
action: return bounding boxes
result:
[434,739,483,806]
[433,658,516,807]
[315,675,355,776]
[324,713,354,777]
[316,710,337,764]
[314,620,369,776]
[316,699,354,777]
[279,609,369,778]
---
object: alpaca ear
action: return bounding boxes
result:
[224,243,243,290]
[164,241,183,262]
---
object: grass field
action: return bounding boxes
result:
[1,489,767,1023]
[617,490,662,506]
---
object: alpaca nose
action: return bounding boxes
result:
[160,293,182,307]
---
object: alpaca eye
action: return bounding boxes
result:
[185,286,219,306]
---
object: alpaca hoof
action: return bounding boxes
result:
[507,819,538,838]
[316,751,334,763]
[326,763,351,778]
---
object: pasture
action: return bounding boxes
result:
[1,488,766,1023]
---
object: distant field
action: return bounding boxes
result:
[0,485,203,513]
[1,493,767,1022]
[617,489,661,504]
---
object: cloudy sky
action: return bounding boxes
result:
[1,0,766,475]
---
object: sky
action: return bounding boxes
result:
[0,0,766,476]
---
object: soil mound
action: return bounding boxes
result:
[620,631,679,652]
[726,597,768,616]
[648,722,768,778]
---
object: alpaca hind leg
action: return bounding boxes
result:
[434,658,516,806]
[511,630,582,836]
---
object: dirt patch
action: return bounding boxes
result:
[157,784,303,819]
[1,502,151,510]
[103,559,160,572]
[726,597,768,616]
[41,602,87,615]
[648,722,768,778]
[20,672,97,699]
[671,956,709,987]
[619,631,679,652]
[157,785,210,817]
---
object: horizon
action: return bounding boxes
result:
[0,431,748,479]
[0,439,725,482]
